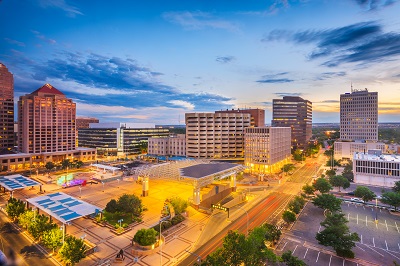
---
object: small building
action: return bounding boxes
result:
[244,127,291,178]
[148,134,186,157]
[334,141,386,160]
[353,150,400,187]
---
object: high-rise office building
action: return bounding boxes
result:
[76,117,99,129]
[185,112,251,158]
[18,83,76,153]
[340,89,378,141]
[216,108,265,127]
[0,63,14,153]
[271,96,312,149]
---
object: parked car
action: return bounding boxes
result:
[347,191,355,196]
[375,195,382,200]
[350,197,363,203]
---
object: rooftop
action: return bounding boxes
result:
[0,174,41,191]
[31,83,65,96]
[180,163,240,179]
[353,152,400,162]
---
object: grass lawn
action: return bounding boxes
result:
[103,211,135,226]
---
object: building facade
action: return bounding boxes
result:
[334,141,386,160]
[0,63,14,153]
[148,134,186,157]
[353,150,400,187]
[271,96,312,149]
[76,117,100,129]
[78,123,169,156]
[18,84,76,153]
[215,108,265,127]
[340,89,378,141]
[185,112,251,159]
[244,127,291,178]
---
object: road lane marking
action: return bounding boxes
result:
[373,237,375,247]
[280,241,288,251]
[398,243,400,251]
[385,220,389,231]
[356,244,365,251]
[329,255,332,266]
[363,206,365,210]
[343,259,345,266]
[361,234,363,244]
[293,245,298,254]
[316,252,320,262]
[364,244,384,257]
[357,214,359,224]
[303,248,308,259]
[348,213,350,221]
[396,222,399,233]
[385,240,389,250]
[366,216,367,226]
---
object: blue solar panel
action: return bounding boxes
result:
[53,209,73,216]
[65,201,82,207]
[37,198,54,205]
[48,205,66,212]
[59,197,74,204]
[48,192,62,197]
[60,212,81,221]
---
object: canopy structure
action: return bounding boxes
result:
[91,163,120,174]
[27,192,102,223]
[0,174,41,191]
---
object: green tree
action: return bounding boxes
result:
[282,210,296,224]
[313,178,332,194]
[61,159,71,170]
[133,228,158,246]
[281,164,296,175]
[325,169,336,178]
[393,181,400,193]
[5,197,25,221]
[316,213,360,258]
[118,194,144,217]
[75,160,84,169]
[18,209,35,229]
[312,194,342,213]
[243,227,277,265]
[263,223,281,245]
[281,250,307,266]
[169,196,189,214]
[221,230,247,265]
[292,149,304,162]
[354,186,376,203]
[381,191,400,211]
[27,214,55,241]
[329,175,350,192]
[42,227,63,253]
[105,199,119,213]
[137,142,148,154]
[302,183,315,197]
[288,196,306,214]
[342,162,354,182]
[58,235,86,265]
[45,162,55,173]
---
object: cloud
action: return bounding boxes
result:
[274,92,303,97]
[256,72,293,83]
[264,21,400,67]
[216,56,236,63]
[37,0,83,17]
[31,30,56,44]
[4,38,25,47]
[162,11,239,32]
[317,100,340,103]
[352,0,398,11]
[316,71,346,80]
[27,51,233,112]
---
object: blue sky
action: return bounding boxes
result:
[2,0,400,124]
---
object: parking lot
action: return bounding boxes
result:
[276,201,400,266]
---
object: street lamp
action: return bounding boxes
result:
[117,179,120,188]
[159,220,169,266]
[60,224,65,244]
[79,186,82,198]
[237,206,249,236]
[102,182,105,192]
[118,219,123,228]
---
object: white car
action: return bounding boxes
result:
[350,197,363,203]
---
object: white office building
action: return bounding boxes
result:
[353,150,400,187]
[334,141,386,160]
[340,89,378,141]
[148,134,186,157]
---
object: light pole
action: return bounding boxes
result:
[60,224,65,244]
[79,186,82,198]
[102,182,105,192]
[237,206,248,236]
[117,178,120,188]
[118,219,123,228]
[159,220,169,266]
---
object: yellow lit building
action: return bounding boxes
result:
[244,127,291,178]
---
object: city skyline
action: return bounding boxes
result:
[2,0,400,124]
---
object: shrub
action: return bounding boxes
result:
[133,228,158,246]
[171,214,185,225]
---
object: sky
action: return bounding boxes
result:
[1,0,400,124]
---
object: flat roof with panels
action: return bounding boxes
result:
[180,163,240,179]
[0,174,41,191]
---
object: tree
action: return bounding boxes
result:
[393,181,400,193]
[45,162,55,173]
[281,164,295,175]
[243,227,278,265]
[381,191,400,211]
[316,213,359,258]
[18,209,35,229]
[27,214,55,241]
[312,194,342,213]
[58,235,86,265]
[61,159,71,170]
[302,183,315,196]
[5,197,25,221]
[354,186,376,203]
[42,227,63,253]
[313,178,332,194]
[263,223,281,244]
[133,228,158,246]
[75,161,84,169]
[288,196,306,214]
[342,162,354,182]
[292,150,304,162]
[281,250,307,266]
[118,194,144,217]
[169,196,189,214]
[329,175,350,192]
[282,210,296,224]
[105,199,119,213]
[325,169,336,178]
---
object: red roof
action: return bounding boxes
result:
[31,83,65,95]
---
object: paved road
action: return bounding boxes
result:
[0,211,57,266]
